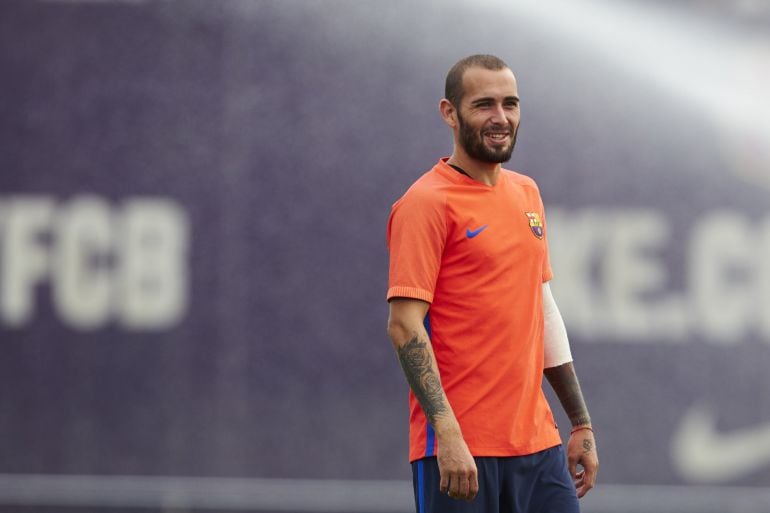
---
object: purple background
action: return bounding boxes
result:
[1,0,770,506]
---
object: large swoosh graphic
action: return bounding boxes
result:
[671,404,770,483]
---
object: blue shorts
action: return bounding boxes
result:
[411,445,579,513]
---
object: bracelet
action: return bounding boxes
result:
[570,425,593,435]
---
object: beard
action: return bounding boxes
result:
[457,111,518,164]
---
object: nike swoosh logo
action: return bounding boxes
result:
[466,225,488,238]
[671,404,770,483]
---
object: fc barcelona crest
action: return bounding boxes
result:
[525,212,543,239]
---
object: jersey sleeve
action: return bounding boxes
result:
[386,188,446,303]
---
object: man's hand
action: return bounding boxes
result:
[567,428,598,498]
[437,433,478,501]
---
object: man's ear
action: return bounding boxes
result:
[439,98,458,129]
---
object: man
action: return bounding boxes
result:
[386,54,599,513]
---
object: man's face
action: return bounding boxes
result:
[455,67,520,163]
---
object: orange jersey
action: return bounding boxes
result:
[387,158,561,462]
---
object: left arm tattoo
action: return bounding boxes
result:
[544,361,592,427]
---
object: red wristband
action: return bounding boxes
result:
[570,425,593,435]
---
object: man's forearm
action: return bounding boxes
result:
[388,307,478,501]
[387,299,462,436]
[395,333,450,425]
[544,361,591,427]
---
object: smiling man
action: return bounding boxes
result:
[386,54,599,513]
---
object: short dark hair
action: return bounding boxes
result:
[444,54,510,107]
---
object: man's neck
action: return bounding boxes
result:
[446,153,500,186]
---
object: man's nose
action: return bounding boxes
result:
[490,103,507,123]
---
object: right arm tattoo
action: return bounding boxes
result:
[396,334,448,424]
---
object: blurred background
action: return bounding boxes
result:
[1,0,769,512]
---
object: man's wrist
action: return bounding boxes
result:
[570,414,592,428]
[433,416,463,440]
[570,425,594,435]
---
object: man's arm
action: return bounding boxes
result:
[544,362,598,498]
[387,297,478,502]
[542,282,598,498]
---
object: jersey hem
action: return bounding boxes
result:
[408,439,563,463]
[387,286,433,303]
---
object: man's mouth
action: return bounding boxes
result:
[483,131,511,146]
